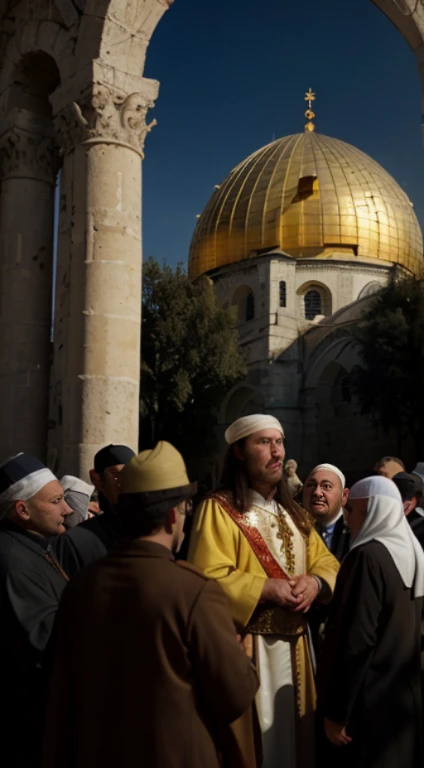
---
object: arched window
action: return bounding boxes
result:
[246,292,255,321]
[231,285,256,323]
[279,280,287,308]
[304,289,322,320]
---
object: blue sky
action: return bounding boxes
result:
[142,0,424,268]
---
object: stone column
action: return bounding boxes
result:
[0,109,59,462]
[51,81,157,478]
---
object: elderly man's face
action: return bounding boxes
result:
[18,480,73,537]
[303,470,349,525]
[237,429,285,491]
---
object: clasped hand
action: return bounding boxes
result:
[261,574,319,613]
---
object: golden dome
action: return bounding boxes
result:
[189,132,423,279]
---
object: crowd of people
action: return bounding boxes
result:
[0,420,423,768]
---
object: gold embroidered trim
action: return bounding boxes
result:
[208,492,291,580]
[274,509,296,576]
[247,604,307,637]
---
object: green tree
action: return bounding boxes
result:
[353,272,424,457]
[140,257,246,471]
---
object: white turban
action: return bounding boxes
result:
[0,468,57,506]
[61,476,94,497]
[225,414,284,445]
[309,463,346,489]
[349,475,424,598]
[60,475,94,527]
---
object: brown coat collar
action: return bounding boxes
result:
[112,539,175,561]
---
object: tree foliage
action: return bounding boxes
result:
[353,273,424,456]
[140,258,247,469]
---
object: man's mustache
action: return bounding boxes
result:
[266,459,283,468]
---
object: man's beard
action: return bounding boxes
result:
[251,464,283,487]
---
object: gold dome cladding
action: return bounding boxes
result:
[189,132,423,280]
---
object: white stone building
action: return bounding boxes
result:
[189,130,424,480]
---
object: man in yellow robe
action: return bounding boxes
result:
[189,414,340,768]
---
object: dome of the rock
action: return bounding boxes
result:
[189,131,423,279]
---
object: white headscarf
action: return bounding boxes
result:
[225,414,284,445]
[350,476,424,598]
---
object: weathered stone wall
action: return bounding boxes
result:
[0,0,172,476]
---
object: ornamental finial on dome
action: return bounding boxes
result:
[304,88,316,132]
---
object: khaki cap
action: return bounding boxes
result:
[119,441,192,494]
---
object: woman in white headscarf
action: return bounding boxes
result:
[318,475,424,768]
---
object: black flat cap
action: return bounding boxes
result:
[392,471,423,502]
[94,445,135,473]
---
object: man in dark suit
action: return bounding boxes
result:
[43,442,259,768]
[303,463,350,561]
[302,463,350,664]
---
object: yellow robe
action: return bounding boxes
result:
[188,496,340,718]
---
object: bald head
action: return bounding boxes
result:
[374,457,405,479]
[303,465,349,525]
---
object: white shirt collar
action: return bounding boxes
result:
[250,490,278,512]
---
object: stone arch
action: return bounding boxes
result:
[297,280,332,320]
[222,384,265,424]
[0,20,73,96]
[357,280,383,299]
[303,350,389,478]
[6,50,61,118]
[76,0,171,76]
[304,335,364,390]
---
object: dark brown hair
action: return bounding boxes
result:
[219,442,313,536]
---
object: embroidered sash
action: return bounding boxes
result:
[208,491,290,580]
[208,491,307,637]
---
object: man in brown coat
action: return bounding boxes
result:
[42,442,259,768]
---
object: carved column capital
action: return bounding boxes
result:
[55,83,157,158]
[0,125,60,185]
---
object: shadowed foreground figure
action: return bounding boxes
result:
[42,441,259,768]
[319,475,424,768]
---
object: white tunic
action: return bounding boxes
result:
[247,491,308,768]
